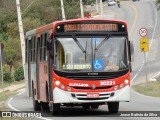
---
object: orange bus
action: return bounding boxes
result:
[25,18,134,115]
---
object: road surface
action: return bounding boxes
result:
[4,0,160,120]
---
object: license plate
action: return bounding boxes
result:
[87,93,99,98]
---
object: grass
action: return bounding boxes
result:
[0,91,26,120]
[0,80,24,89]
[0,81,25,120]
[133,81,160,97]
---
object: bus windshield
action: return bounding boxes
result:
[54,36,128,72]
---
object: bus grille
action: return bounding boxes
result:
[77,97,109,100]
[66,76,116,80]
[72,86,112,90]
[71,93,114,101]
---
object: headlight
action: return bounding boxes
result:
[55,81,61,86]
[124,79,129,84]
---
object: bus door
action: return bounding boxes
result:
[28,39,32,97]
[36,37,41,99]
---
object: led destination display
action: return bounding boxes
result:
[64,23,118,32]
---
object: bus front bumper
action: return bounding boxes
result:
[53,85,130,103]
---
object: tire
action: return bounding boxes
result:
[42,102,49,111]
[50,103,60,115]
[91,105,99,109]
[32,85,41,111]
[82,105,90,109]
[107,102,119,113]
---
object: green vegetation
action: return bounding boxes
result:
[156,0,160,10]
[0,88,25,120]
[0,91,16,103]
[0,80,24,89]
[14,66,24,81]
[133,81,160,97]
[0,0,96,83]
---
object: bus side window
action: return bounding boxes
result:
[40,34,43,62]
[44,33,47,61]
[25,38,28,63]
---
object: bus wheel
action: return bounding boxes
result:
[91,105,99,109]
[32,86,41,111]
[41,102,49,111]
[50,103,60,115]
[82,105,90,109]
[107,102,119,113]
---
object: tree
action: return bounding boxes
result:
[1,0,96,72]
[83,0,96,5]
[7,17,43,38]
[0,0,17,42]
[0,0,3,7]
[5,17,42,71]
[156,0,160,10]
[4,37,21,71]
[64,0,81,19]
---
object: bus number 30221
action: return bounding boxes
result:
[100,81,116,86]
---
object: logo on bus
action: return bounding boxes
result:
[91,84,96,89]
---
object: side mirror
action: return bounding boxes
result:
[128,41,134,62]
[47,34,52,51]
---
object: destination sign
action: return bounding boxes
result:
[55,22,127,33]
[64,23,118,32]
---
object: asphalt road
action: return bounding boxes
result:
[4,0,160,120]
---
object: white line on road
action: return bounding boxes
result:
[8,97,19,111]
[6,2,159,120]
[7,92,52,120]
[131,1,158,83]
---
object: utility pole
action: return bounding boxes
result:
[0,43,4,93]
[60,0,66,20]
[16,0,25,69]
[80,0,84,18]
[100,0,103,17]
[96,0,99,13]
[16,0,26,92]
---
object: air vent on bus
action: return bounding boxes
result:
[72,86,112,90]
[66,76,116,80]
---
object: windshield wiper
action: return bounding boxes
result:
[72,35,86,53]
[93,35,110,60]
[95,35,110,51]
[72,35,87,62]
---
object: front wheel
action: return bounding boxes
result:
[91,105,99,109]
[107,102,119,113]
[82,105,90,109]
[50,103,60,115]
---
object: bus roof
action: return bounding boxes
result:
[26,18,127,36]
[26,29,36,37]
[53,18,127,25]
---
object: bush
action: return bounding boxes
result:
[3,64,14,82]
[14,66,24,81]
[3,71,14,82]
